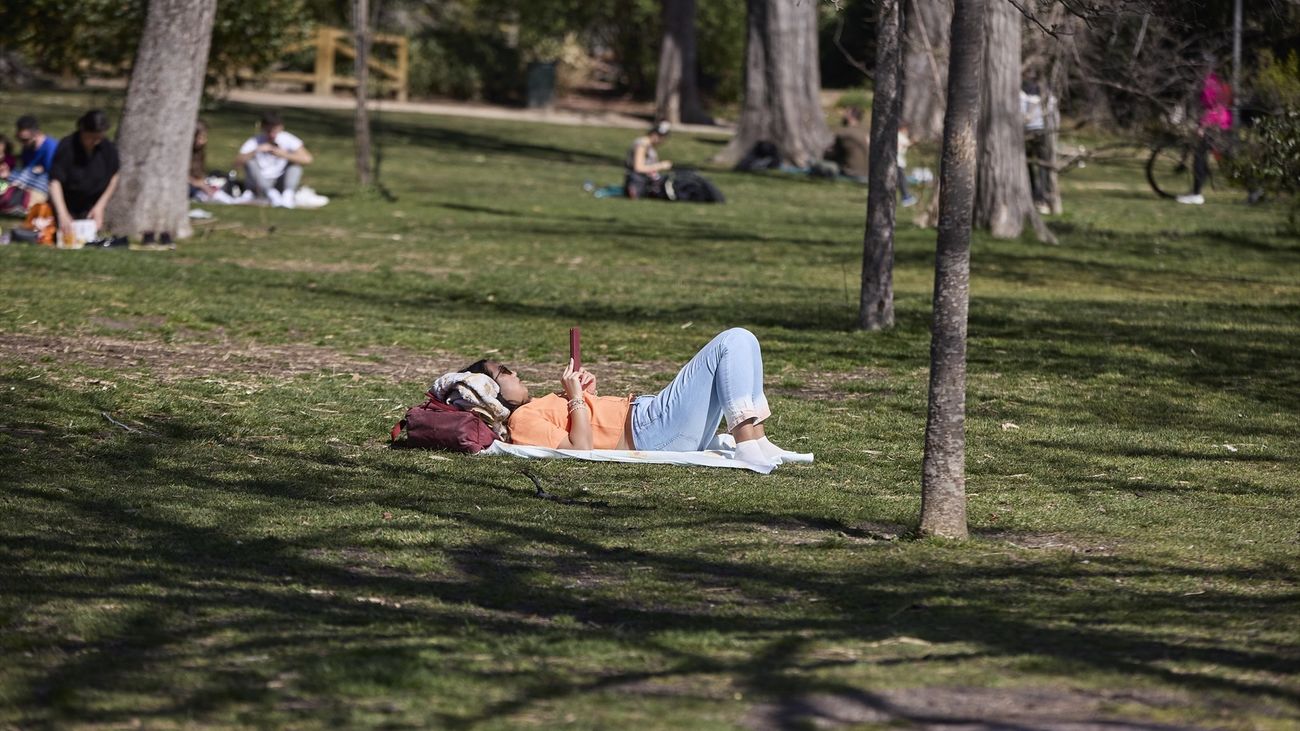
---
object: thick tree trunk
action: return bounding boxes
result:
[106,0,217,239]
[655,0,710,125]
[353,0,373,186]
[859,0,901,331]
[902,0,951,143]
[920,0,984,541]
[715,0,832,167]
[973,0,1054,243]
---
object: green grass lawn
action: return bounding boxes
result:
[1,89,1297,730]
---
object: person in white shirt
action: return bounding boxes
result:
[233,111,313,208]
[1020,78,1050,213]
[897,124,917,207]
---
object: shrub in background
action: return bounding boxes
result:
[1230,110,1300,229]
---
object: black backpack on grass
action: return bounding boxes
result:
[735,141,780,172]
[666,170,726,204]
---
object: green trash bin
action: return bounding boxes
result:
[525,61,556,108]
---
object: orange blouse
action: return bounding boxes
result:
[508,393,632,449]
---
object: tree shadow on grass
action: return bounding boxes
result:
[425,197,848,249]
[967,296,1300,416]
[3,375,1298,728]
[363,116,621,167]
[218,100,623,169]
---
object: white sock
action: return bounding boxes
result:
[735,439,776,468]
[758,437,800,463]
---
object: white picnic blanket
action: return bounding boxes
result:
[481,434,813,474]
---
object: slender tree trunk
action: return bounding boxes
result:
[655,0,710,125]
[353,0,373,186]
[973,0,1054,243]
[106,0,217,239]
[1043,87,1062,214]
[902,0,951,143]
[715,0,832,167]
[859,0,901,331]
[920,0,984,541]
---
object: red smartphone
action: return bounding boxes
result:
[569,327,581,371]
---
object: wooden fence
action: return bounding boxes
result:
[258,27,409,102]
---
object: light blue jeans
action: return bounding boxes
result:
[630,328,772,451]
[245,162,303,197]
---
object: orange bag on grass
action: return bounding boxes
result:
[23,202,56,246]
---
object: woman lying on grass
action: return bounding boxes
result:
[464,328,801,469]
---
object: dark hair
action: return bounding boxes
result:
[193,119,208,152]
[260,110,283,128]
[77,110,111,133]
[16,115,38,132]
[460,359,525,412]
[0,134,10,154]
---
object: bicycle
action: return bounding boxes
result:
[1145,130,1226,200]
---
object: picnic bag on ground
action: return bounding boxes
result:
[665,170,726,203]
[734,141,780,172]
[390,392,497,454]
[18,202,57,245]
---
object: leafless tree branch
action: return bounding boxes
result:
[832,14,872,79]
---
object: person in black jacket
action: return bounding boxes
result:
[48,110,120,241]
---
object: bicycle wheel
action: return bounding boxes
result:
[1146,141,1195,199]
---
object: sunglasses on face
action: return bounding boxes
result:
[490,365,513,380]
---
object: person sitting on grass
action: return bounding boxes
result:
[0,134,16,180]
[234,110,313,208]
[624,121,673,200]
[48,110,120,243]
[189,119,218,201]
[0,115,60,216]
[826,105,870,181]
[462,328,801,469]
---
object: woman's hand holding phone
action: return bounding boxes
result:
[561,358,584,399]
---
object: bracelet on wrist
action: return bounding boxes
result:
[567,397,587,412]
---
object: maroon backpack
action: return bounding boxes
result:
[390,392,497,454]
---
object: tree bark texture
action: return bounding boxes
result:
[902,0,952,143]
[655,0,710,125]
[920,0,984,541]
[353,0,373,186]
[1043,89,1062,214]
[715,0,832,167]
[859,0,901,331]
[106,0,217,239]
[973,0,1054,243]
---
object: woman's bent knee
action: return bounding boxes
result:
[720,327,757,348]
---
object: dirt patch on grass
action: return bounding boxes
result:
[4,331,899,403]
[89,315,168,331]
[0,332,457,383]
[226,257,378,274]
[983,530,1117,556]
[743,685,1210,730]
